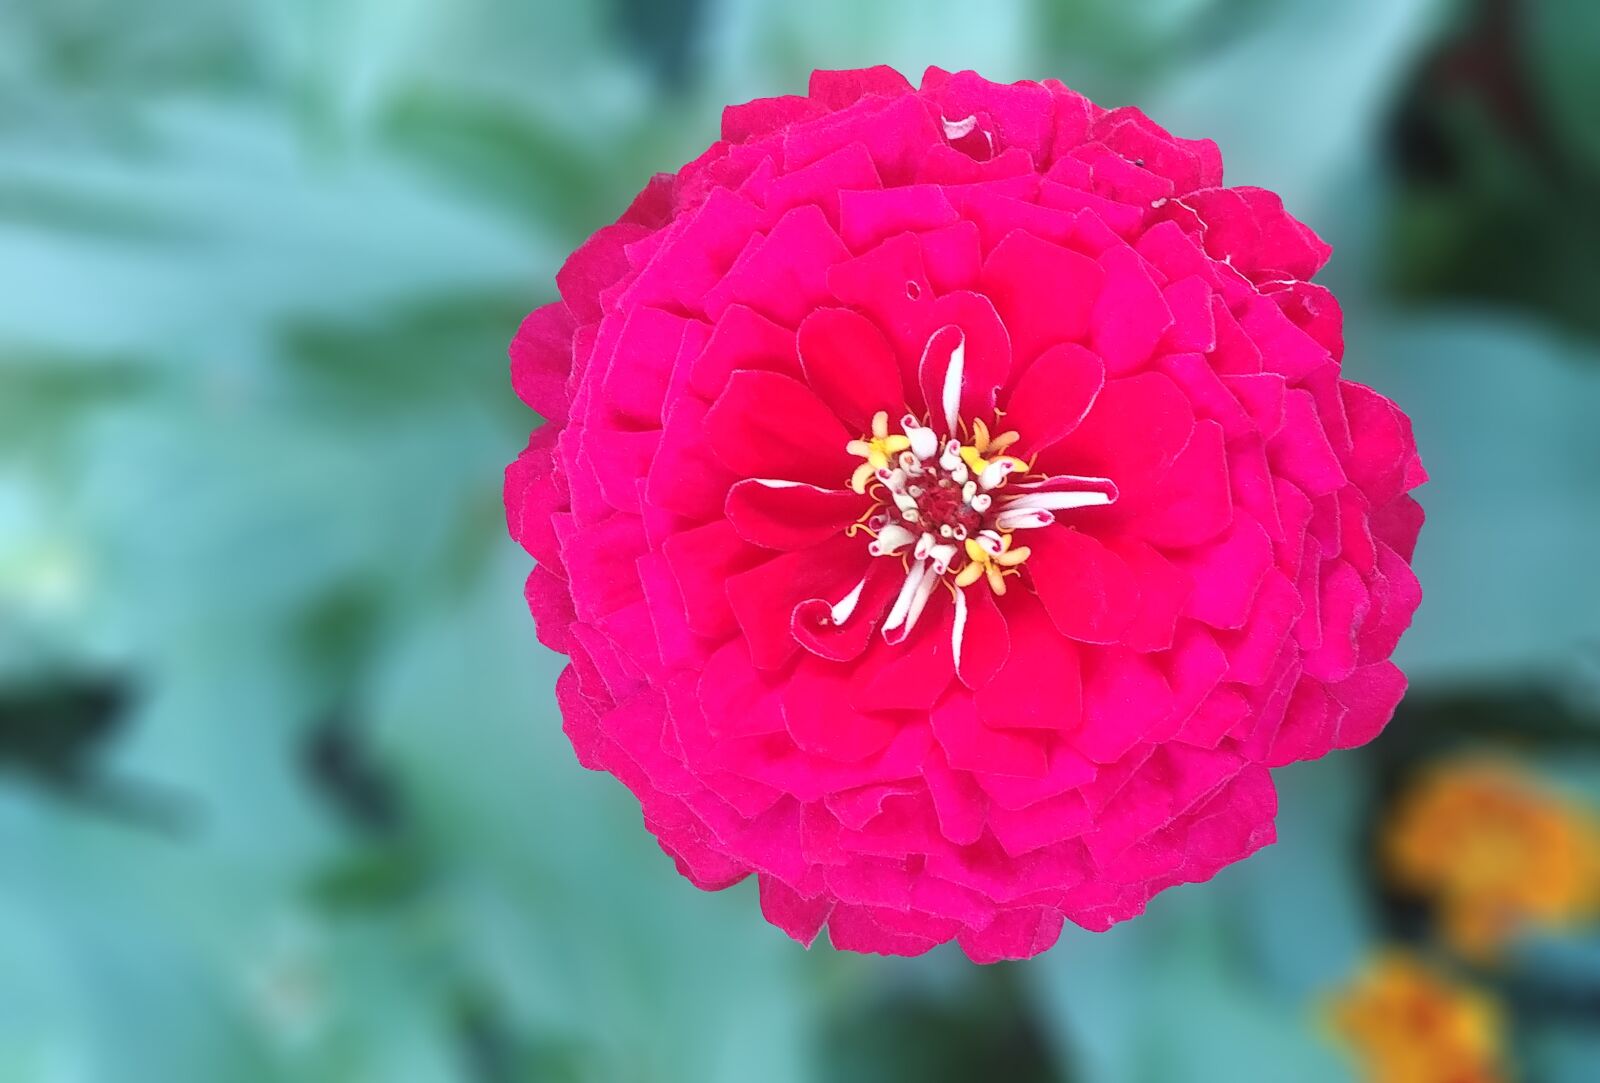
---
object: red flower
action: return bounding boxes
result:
[505,66,1426,961]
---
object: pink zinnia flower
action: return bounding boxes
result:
[505,66,1426,961]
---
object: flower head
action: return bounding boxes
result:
[505,66,1426,960]
[1385,758,1600,959]
[1326,953,1508,1083]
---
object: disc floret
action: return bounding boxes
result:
[844,409,1116,642]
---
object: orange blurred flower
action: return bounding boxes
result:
[1384,758,1600,959]
[1326,952,1509,1083]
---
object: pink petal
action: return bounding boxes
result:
[757,874,834,946]
[979,229,1103,366]
[1221,372,1288,440]
[837,184,959,251]
[555,221,650,323]
[504,431,565,570]
[959,186,1080,250]
[1090,246,1173,375]
[693,638,786,740]
[1191,187,1331,281]
[931,694,1048,778]
[555,511,646,621]
[917,220,983,293]
[1072,143,1173,205]
[1237,294,1331,381]
[727,534,864,670]
[509,302,575,423]
[853,602,956,712]
[826,232,934,366]
[826,904,949,957]
[705,369,857,486]
[807,65,915,109]
[725,478,869,551]
[1158,351,1254,439]
[637,188,766,316]
[783,655,901,761]
[759,142,882,227]
[721,95,825,144]
[1035,178,1146,236]
[974,744,1096,811]
[1044,80,1097,152]
[648,397,741,520]
[988,791,1094,854]
[792,560,904,663]
[1265,679,1342,767]
[1271,389,1347,497]
[1357,543,1422,664]
[1133,420,1233,548]
[930,70,1055,158]
[1177,517,1275,629]
[781,92,941,183]
[601,305,704,424]
[1158,275,1216,354]
[1330,661,1407,750]
[923,753,988,846]
[703,204,850,326]
[687,304,802,401]
[976,590,1081,729]
[916,291,1012,429]
[955,585,1011,690]
[1340,381,1424,506]
[660,519,767,639]
[1218,569,1302,685]
[1001,342,1105,453]
[635,551,704,670]
[1104,537,1190,653]
[1371,494,1425,562]
[1160,628,1230,740]
[522,566,575,654]
[1091,107,1222,193]
[1300,559,1370,682]
[1074,648,1172,764]
[1028,528,1140,645]
[797,307,904,432]
[1039,371,1194,509]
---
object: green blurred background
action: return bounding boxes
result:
[3,1,1599,1080]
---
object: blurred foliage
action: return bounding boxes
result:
[1388,0,1600,340]
[1,0,1598,1081]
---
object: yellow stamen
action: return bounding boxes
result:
[958,532,1030,595]
[849,461,876,494]
[995,545,1031,567]
[971,418,991,452]
[848,417,912,486]
[988,430,1021,453]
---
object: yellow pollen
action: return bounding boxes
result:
[954,533,1031,595]
[958,444,1027,478]
[969,417,1021,456]
[846,410,912,492]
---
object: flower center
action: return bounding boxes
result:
[841,409,1118,646]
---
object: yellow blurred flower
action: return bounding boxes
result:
[1384,759,1600,959]
[1326,952,1509,1083]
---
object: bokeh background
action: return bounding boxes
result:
[3,1,1599,1080]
